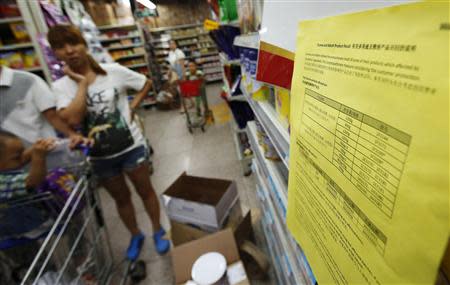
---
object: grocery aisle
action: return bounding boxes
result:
[99,83,267,284]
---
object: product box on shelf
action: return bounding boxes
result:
[172,229,250,285]
[85,1,115,26]
[163,174,239,231]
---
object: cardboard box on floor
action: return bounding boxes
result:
[170,200,251,247]
[172,229,250,285]
[163,174,239,231]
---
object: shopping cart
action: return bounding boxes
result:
[0,158,146,284]
[179,79,212,133]
[0,161,114,285]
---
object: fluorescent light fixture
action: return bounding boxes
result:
[136,0,156,9]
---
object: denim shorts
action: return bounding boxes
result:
[90,145,149,180]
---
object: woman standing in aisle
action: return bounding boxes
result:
[47,25,170,260]
[167,40,186,80]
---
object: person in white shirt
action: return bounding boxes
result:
[167,40,186,80]
[0,65,87,147]
[48,24,170,259]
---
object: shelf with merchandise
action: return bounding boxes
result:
[247,121,287,213]
[22,66,43,72]
[99,34,141,42]
[0,16,23,24]
[106,43,143,51]
[97,23,137,31]
[255,165,314,285]
[125,63,148,69]
[229,115,253,175]
[241,80,290,169]
[113,53,145,61]
[149,23,202,33]
[0,42,34,51]
[250,122,316,285]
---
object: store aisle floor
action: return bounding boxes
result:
[99,83,272,284]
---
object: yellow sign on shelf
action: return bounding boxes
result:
[204,19,220,31]
[287,2,449,285]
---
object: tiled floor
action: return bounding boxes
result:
[99,83,272,284]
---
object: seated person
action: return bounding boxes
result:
[0,131,55,199]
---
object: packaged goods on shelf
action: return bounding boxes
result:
[0,51,23,68]
[8,22,29,41]
[274,87,290,131]
[0,3,20,17]
[84,1,116,26]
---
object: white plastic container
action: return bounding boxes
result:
[191,252,228,285]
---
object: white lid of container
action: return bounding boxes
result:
[191,252,227,285]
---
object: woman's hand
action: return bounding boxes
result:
[69,133,94,149]
[63,65,87,84]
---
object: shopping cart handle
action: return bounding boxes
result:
[74,144,91,156]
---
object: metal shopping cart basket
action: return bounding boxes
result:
[0,160,116,285]
[179,79,213,133]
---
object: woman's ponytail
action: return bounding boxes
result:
[87,54,107,75]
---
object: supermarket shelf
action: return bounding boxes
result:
[259,218,287,285]
[114,53,146,61]
[151,32,209,44]
[150,23,202,32]
[247,121,287,214]
[23,66,43,72]
[227,94,246,102]
[250,121,316,285]
[150,38,171,43]
[205,77,222,83]
[10,66,43,73]
[241,83,290,168]
[97,23,136,30]
[200,51,219,57]
[204,68,222,74]
[125,63,147,69]
[178,42,198,47]
[219,53,240,65]
[99,34,140,42]
[197,57,220,64]
[0,42,33,51]
[0,16,23,24]
[255,167,309,285]
[107,43,143,51]
[233,33,260,49]
[232,128,252,162]
[173,34,200,40]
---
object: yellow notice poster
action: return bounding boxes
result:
[287,2,449,285]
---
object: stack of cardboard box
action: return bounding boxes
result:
[163,174,267,284]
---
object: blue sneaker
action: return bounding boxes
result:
[126,233,145,261]
[153,228,170,255]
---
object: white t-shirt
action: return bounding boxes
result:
[52,63,147,159]
[0,66,57,144]
[167,48,185,67]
